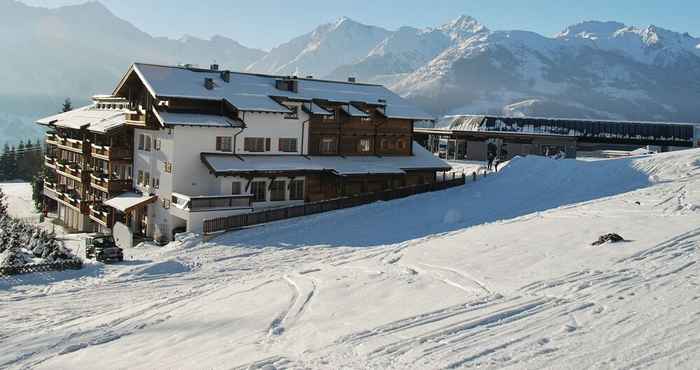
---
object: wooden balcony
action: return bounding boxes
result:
[90,173,132,195]
[45,132,59,146]
[44,182,90,213]
[91,144,132,161]
[56,162,90,183]
[126,111,146,127]
[54,135,89,155]
[44,155,57,169]
[89,204,112,227]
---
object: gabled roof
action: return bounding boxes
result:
[36,104,128,134]
[114,63,435,120]
[201,143,451,176]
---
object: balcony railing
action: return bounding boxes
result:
[45,132,59,146]
[54,135,88,154]
[44,155,57,169]
[171,193,253,212]
[91,144,132,160]
[56,162,90,182]
[90,173,132,195]
[89,204,112,226]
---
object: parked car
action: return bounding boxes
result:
[83,234,123,263]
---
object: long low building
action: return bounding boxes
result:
[415,115,700,161]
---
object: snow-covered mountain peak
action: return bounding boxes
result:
[556,21,627,39]
[439,15,488,41]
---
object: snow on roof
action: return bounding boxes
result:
[342,104,370,118]
[154,111,243,128]
[103,192,157,213]
[125,63,435,120]
[202,142,450,176]
[36,104,128,133]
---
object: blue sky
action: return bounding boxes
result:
[21,0,700,50]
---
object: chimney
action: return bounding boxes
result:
[221,70,231,83]
[204,77,214,90]
[210,64,219,71]
[348,77,357,83]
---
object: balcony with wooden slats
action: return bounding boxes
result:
[90,173,132,195]
[91,143,132,161]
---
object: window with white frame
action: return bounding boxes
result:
[270,180,286,201]
[145,136,152,151]
[144,172,150,188]
[358,138,371,153]
[244,137,270,152]
[137,170,144,185]
[278,138,298,152]
[138,134,145,150]
[289,179,304,200]
[250,181,267,202]
[216,136,233,152]
[320,137,337,154]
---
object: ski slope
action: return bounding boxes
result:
[2,151,700,369]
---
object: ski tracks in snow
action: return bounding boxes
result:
[267,273,317,339]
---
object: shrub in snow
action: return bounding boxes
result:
[0,214,78,267]
[591,233,625,246]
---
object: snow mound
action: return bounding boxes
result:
[126,259,191,277]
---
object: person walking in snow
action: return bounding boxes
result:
[494,156,501,172]
[487,152,495,171]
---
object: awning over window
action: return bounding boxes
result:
[104,192,157,213]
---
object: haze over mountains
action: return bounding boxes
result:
[2,0,700,147]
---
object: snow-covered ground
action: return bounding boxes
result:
[0,182,38,219]
[2,151,700,369]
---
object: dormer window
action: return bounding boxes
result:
[275,79,298,93]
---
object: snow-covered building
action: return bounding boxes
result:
[38,63,449,241]
[415,115,698,161]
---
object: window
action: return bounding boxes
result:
[284,106,299,120]
[138,134,144,150]
[137,170,144,185]
[320,137,337,154]
[289,179,304,200]
[278,138,298,153]
[154,138,161,151]
[144,172,150,188]
[397,139,407,150]
[244,137,269,152]
[164,162,172,173]
[152,177,160,189]
[145,136,152,151]
[380,138,394,150]
[359,138,371,153]
[231,181,241,195]
[161,198,170,209]
[216,136,232,152]
[270,180,286,201]
[250,181,267,202]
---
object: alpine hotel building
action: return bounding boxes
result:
[38,63,449,242]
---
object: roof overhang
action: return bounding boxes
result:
[104,192,157,213]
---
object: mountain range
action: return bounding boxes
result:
[1,0,700,147]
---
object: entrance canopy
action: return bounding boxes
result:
[104,192,157,213]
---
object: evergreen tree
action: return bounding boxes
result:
[6,146,17,180]
[62,98,73,112]
[16,140,28,180]
[0,186,7,217]
[0,143,11,181]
